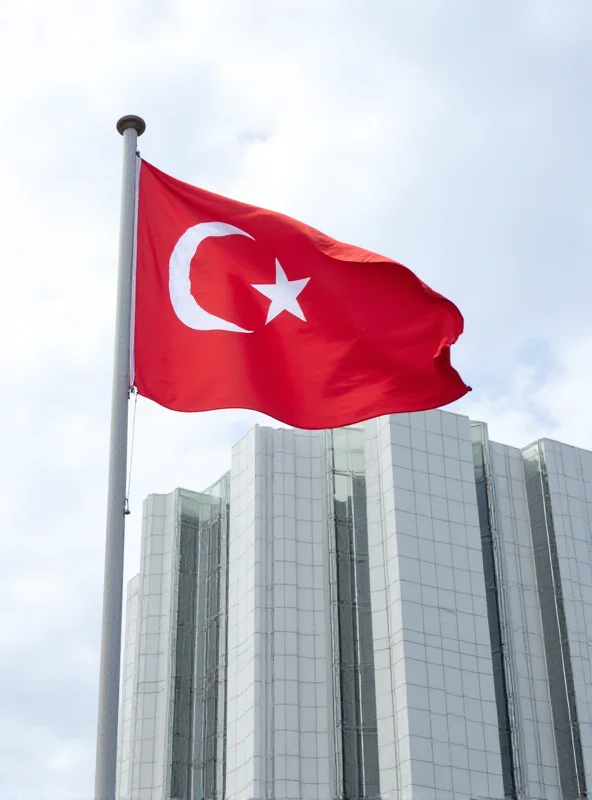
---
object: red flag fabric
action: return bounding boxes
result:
[133,160,470,429]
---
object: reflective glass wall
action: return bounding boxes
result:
[523,444,587,800]
[170,476,230,800]
[327,427,380,799]
[471,424,518,799]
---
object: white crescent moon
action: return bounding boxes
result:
[169,221,254,333]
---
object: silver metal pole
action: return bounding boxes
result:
[95,114,146,800]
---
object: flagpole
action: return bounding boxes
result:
[95,114,145,800]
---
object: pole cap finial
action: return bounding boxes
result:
[116,115,146,136]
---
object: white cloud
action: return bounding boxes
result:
[459,334,592,451]
[0,1,590,797]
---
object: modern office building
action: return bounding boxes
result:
[116,410,592,800]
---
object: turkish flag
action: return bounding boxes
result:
[134,161,470,429]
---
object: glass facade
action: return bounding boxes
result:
[523,444,587,800]
[327,427,380,800]
[119,415,592,800]
[170,477,230,800]
[471,424,518,799]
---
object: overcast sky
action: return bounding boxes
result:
[1,1,591,797]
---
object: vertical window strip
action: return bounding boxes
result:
[523,445,587,800]
[329,429,380,800]
[169,482,230,800]
[471,426,518,800]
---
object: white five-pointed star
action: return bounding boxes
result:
[252,260,310,324]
